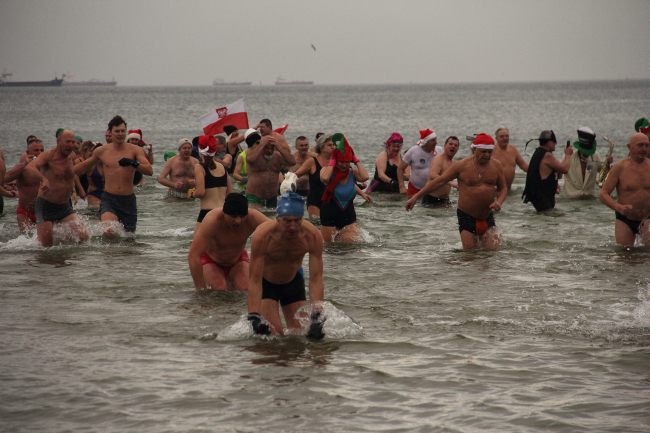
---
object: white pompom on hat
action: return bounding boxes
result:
[418,129,437,146]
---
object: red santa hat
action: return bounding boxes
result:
[417,129,437,146]
[126,129,142,142]
[198,135,217,156]
[471,133,495,150]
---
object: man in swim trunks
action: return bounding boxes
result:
[245,125,295,209]
[4,137,45,232]
[600,132,650,247]
[157,138,199,199]
[74,115,153,236]
[24,130,89,246]
[188,193,269,290]
[492,127,528,191]
[247,192,326,339]
[425,135,460,207]
[406,133,508,250]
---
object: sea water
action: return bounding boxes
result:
[0,81,649,432]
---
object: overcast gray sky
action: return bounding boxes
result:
[1,0,648,86]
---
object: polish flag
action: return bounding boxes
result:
[199,99,249,136]
[274,124,288,135]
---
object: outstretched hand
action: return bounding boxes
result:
[306,311,326,341]
[247,313,271,336]
[405,197,417,211]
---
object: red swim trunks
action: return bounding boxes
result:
[407,182,420,197]
[200,250,250,278]
[16,205,36,223]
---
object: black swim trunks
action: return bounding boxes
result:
[457,208,495,236]
[262,271,306,306]
[100,192,137,232]
[35,197,75,223]
[422,195,451,207]
[615,211,641,235]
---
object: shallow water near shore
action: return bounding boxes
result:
[1,81,649,432]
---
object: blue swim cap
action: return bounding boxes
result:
[276,192,305,218]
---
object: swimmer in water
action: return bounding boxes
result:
[247,192,326,339]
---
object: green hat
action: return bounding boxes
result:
[634,117,649,133]
[74,135,83,142]
[573,126,597,157]
[163,151,176,161]
[55,128,64,138]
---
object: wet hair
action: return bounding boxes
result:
[259,119,272,129]
[445,136,459,145]
[223,125,237,136]
[223,193,248,216]
[107,115,127,131]
[315,132,324,140]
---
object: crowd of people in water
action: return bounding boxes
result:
[1,114,649,338]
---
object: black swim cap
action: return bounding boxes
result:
[539,130,556,145]
[223,193,248,217]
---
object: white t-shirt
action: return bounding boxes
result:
[402,145,443,189]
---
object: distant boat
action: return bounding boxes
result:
[275,76,314,85]
[0,72,64,87]
[63,78,117,87]
[212,78,252,86]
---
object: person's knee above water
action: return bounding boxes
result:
[246,192,327,339]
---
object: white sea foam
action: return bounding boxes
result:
[216,301,363,342]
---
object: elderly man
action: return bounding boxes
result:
[562,127,613,199]
[399,128,443,199]
[24,130,89,246]
[244,128,295,209]
[492,127,528,190]
[599,132,650,246]
[406,133,508,250]
[157,138,199,199]
[247,192,326,339]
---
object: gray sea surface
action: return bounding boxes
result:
[0,81,649,432]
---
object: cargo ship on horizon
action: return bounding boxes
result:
[274,76,314,85]
[0,72,64,87]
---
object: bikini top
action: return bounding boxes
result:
[205,167,227,189]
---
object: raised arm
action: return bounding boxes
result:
[544,146,572,174]
[271,133,296,167]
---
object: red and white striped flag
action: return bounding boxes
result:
[199,99,249,136]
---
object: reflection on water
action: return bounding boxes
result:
[245,338,338,368]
